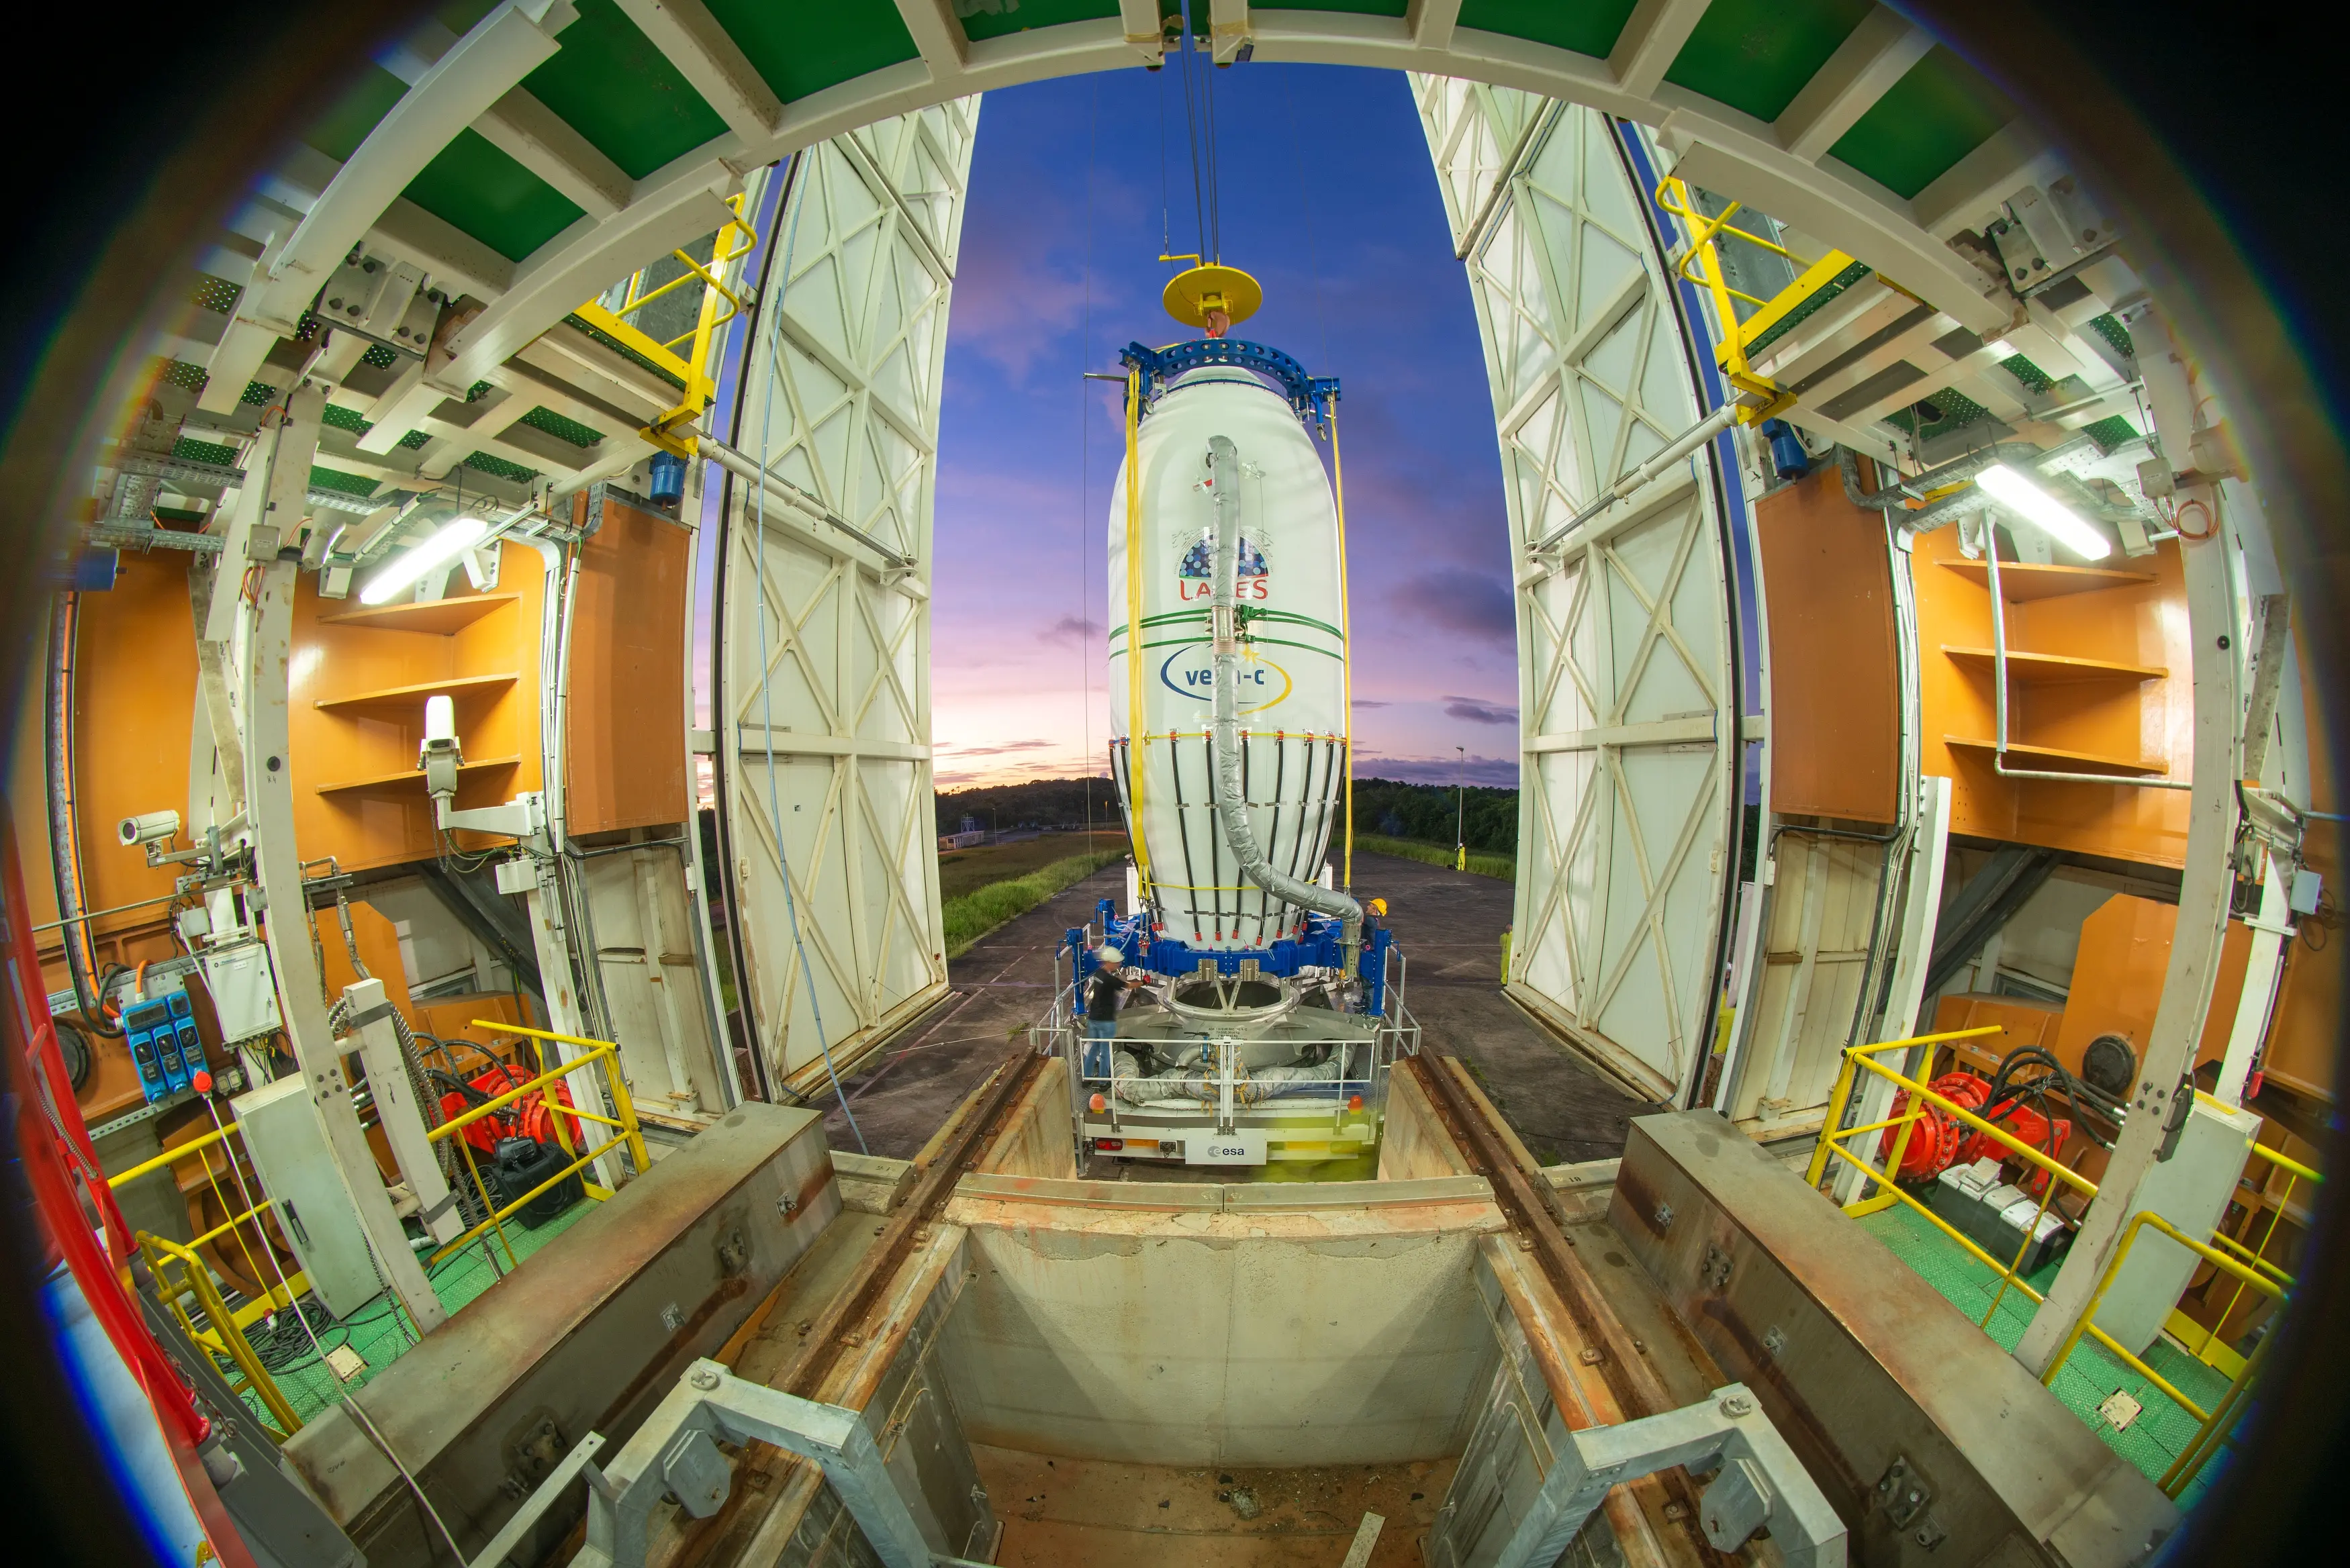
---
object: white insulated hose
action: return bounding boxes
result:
[1203,435,1364,986]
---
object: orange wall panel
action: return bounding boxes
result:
[1758,466,1899,822]
[2053,893,2249,1079]
[288,542,547,873]
[54,559,200,941]
[563,495,690,834]
[1914,527,2194,867]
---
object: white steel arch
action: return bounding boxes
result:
[714,101,978,1100]
[1416,80,1738,1105]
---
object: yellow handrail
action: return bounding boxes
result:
[574,190,759,454]
[414,1020,651,1270]
[2039,1208,2287,1424]
[473,1020,653,1174]
[1813,1029,2309,1500]
[140,1231,305,1439]
[107,1118,240,1189]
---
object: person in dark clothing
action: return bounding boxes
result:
[1083,946,1143,1079]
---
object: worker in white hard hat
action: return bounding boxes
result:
[1084,946,1145,1081]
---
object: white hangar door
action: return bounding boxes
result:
[714,102,977,1101]
[1414,81,1738,1106]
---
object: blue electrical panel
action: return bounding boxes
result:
[124,987,204,1103]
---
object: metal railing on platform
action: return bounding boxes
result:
[426,1021,650,1271]
[1807,1028,2318,1498]
[109,1022,649,1438]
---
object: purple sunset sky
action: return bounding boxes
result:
[927,63,1521,791]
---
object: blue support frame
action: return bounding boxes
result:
[1066,899,1391,1021]
[1119,338,1341,427]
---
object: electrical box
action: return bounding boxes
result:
[202,940,283,1045]
[122,987,210,1104]
[230,1077,386,1318]
[1927,1159,2070,1277]
[2091,1096,2261,1356]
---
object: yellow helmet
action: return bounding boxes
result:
[1368,898,1388,916]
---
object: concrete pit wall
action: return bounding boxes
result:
[936,1174,1506,1467]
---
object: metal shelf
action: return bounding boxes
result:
[316,591,520,635]
[315,755,520,796]
[1940,560,2157,602]
[313,672,518,714]
[1941,646,2167,686]
[1944,737,2170,777]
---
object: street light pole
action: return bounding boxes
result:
[1455,746,1466,871]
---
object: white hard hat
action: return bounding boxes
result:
[1097,947,1124,966]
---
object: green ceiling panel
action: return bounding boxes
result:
[2081,414,2140,453]
[1828,44,2012,200]
[522,0,726,179]
[520,406,605,447]
[959,1,1120,46]
[1664,0,1873,124]
[703,0,922,104]
[404,128,585,263]
[174,437,239,468]
[1455,0,1636,60]
[311,466,385,497]
[463,451,541,485]
[306,65,408,164]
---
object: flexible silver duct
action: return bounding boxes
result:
[1203,435,1364,988]
[1109,1048,1346,1106]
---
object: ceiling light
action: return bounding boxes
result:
[359,516,488,605]
[1976,464,2111,561]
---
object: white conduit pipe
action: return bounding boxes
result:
[1203,436,1364,984]
[1530,402,1738,554]
[700,434,915,572]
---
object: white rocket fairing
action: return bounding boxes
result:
[1107,364,1350,950]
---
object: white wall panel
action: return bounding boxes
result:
[717,101,977,1099]
[1416,81,1734,1105]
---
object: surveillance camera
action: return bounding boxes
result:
[118,810,181,848]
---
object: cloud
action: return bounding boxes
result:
[1399,567,1516,643]
[938,738,1055,757]
[1039,615,1100,644]
[1352,699,1391,709]
[1444,696,1518,726]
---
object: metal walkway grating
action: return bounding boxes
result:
[1857,1203,2235,1508]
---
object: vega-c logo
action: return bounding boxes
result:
[1158,645,1292,712]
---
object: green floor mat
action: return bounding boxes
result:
[236,1194,599,1428]
[1857,1202,2233,1506]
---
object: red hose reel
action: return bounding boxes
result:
[438,1062,581,1155]
[1877,1071,2071,1189]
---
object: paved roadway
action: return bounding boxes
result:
[815,850,1661,1166]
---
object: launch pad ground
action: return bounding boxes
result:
[817,850,1659,1168]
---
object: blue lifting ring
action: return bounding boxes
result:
[1119,338,1341,428]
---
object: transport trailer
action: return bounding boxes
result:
[1042,899,1417,1167]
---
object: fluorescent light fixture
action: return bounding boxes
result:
[1976,464,2111,561]
[359,516,487,605]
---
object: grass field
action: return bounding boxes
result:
[1351,833,1515,881]
[941,835,1129,957]
[937,832,1127,900]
